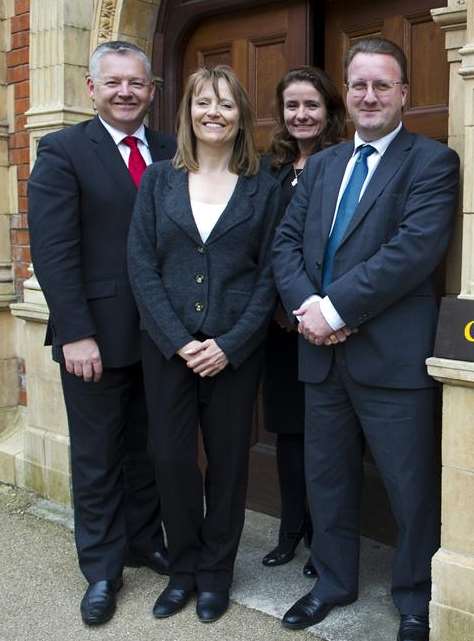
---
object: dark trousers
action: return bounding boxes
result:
[141,332,262,592]
[276,434,307,541]
[61,362,163,583]
[305,348,439,615]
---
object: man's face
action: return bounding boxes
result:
[346,52,408,142]
[87,52,155,134]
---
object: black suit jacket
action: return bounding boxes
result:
[128,161,283,368]
[27,116,176,368]
[273,127,459,388]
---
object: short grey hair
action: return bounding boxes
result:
[89,41,152,80]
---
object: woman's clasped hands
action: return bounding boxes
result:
[178,339,229,377]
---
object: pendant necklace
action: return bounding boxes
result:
[291,165,304,187]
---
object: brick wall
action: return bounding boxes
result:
[8,0,30,303]
[7,0,30,406]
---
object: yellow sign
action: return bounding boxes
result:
[464,320,474,343]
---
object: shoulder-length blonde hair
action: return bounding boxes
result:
[173,65,259,176]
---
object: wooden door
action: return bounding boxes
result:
[182,1,311,152]
[325,0,449,141]
[182,1,311,516]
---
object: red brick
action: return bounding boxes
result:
[15,81,29,99]
[12,245,31,262]
[17,164,30,180]
[15,114,27,130]
[9,131,29,149]
[7,65,28,83]
[15,0,29,15]
[18,388,27,407]
[9,147,29,164]
[17,181,27,197]
[14,262,30,280]
[10,13,29,33]
[10,213,28,229]
[7,48,29,67]
[12,229,30,245]
[15,97,29,115]
[11,31,29,50]
[19,196,28,212]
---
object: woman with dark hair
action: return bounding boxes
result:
[128,65,282,623]
[262,66,346,575]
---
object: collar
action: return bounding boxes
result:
[98,116,149,147]
[353,122,402,158]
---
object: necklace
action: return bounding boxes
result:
[291,165,304,187]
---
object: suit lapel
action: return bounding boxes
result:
[85,117,136,203]
[339,127,414,247]
[320,142,354,247]
[206,175,257,245]
[163,169,202,244]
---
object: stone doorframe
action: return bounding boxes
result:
[0,1,472,639]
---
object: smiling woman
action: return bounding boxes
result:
[127,65,283,623]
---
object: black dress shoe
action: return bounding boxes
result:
[125,547,169,575]
[80,578,123,626]
[397,614,429,641]
[153,586,194,618]
[282,592,355,630]
[302,557,318,578]
[196,590,229,623]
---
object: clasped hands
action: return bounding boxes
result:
[293,301,356,346]
[178,338,228,377]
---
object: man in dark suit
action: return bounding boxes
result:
[273,38,459,641]
[27,41,176,625]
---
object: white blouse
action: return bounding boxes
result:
[190,200,226,243]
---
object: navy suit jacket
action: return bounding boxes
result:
[273,127,460,388]
[128,160,283,368]
[28,116,176,367]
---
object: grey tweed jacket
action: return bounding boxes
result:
[128,160,283,368]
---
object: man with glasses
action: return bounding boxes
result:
[273,37,459,641]
[28,41,175,625]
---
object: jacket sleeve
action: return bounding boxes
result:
[272,159,320,315]
[215,182,284,368]
[326,145,460,328]
[27,134,96,346]
[127,165,195,358]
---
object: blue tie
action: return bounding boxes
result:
[321,144,376,292]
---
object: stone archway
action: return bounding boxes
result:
[91,0,162,56]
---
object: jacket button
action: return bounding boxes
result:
[195,273,205,284]
[194,302,205,312]
[315,261,321,269]
[197,246,205,254]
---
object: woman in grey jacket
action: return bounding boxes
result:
[128,65,282,623]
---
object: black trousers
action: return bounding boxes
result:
[305,348,439,615]
[141,331,262,592]
[61,362,163,583]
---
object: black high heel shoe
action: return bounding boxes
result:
[303,556,318,577]
[262,537,300,567]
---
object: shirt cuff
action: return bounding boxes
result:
[320,296,345,331]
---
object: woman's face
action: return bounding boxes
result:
[191,79,240,148]
[283,81,328,143]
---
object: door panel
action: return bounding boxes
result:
[325,0,449,141]
[183,1,310,152]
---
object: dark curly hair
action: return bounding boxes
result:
[269,66,346,168]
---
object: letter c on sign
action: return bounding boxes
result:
[464,320,474,343]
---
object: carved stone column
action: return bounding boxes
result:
[428,2,474,640]
[9,0,96,505]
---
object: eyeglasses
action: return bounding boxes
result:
[346,80,405,96]
[95,80,153,91]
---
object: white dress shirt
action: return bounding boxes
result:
[98,116,153,167]
[301,122,403,330]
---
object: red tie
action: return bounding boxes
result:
[122,136,147,187]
